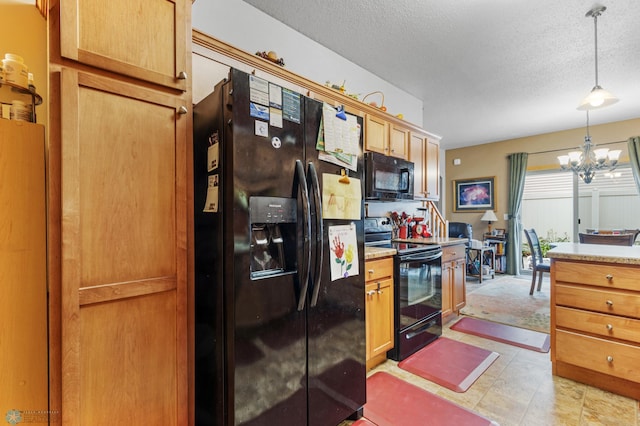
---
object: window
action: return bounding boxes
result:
[522,164,639,242]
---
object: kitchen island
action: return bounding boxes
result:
[547,243,640,400]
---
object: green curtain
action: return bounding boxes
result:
[506,153,528,275]
[628,136,640,194]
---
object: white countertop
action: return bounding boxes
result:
[547,242,640,265]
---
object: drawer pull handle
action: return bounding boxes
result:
[606,324,613,331]
[606,356,613,363]
[606,300,614,307]
[605,274,613,281]
[368,269,375,274]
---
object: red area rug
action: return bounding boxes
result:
[363,372,495,426]
[398,337,499,392]
[451,316,550,353]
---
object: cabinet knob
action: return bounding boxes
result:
[177,71,188,80]
[606,355,614,363]
[366,290,377,297]
[178,106,188,115]
[605,274,613,281]
[368,269,375,274]
[606,324,613,331]
[606,300,614,307]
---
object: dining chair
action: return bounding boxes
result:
[523,228,551,295]
[578,233,635,246]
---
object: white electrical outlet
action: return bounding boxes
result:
[504,214,509,220]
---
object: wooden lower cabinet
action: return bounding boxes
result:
[442,243,466,319]
[551,259,640,400]
[0,121,48,424]
[365,257,394,371]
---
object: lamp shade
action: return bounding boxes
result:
[577,86,619,110]
[480,210,498,222]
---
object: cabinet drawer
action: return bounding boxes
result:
[442,244,465,263]
[556,284,640,319]
[365,258,394,282]
[555,261,640,291]
[556,330,640,383]
[556,306,640,343]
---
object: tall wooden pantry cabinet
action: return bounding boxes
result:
[0,120,48,425]
[48,0,192,424]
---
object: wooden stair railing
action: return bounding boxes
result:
[425,201,448,238]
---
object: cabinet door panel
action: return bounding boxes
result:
[59,69,188,423]
[409,133,426,199]
[364,114,388,155]
[389,124,409,159]
[453,261,466,312]
[441,261,453,317]
[60,0,188,91]
[425,137,439,200]
[367,278,394,356]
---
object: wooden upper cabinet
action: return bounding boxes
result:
[365,115,409,159]
[425,136,440,200]
[389,124,409,159]
[410,131,440,200]
[59,0,189,91]
[409,132,426,199]
[364,114,388,155]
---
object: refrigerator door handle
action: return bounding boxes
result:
[308,162,323,308]
[296,160,311,311]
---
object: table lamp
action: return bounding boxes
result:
[480,210,498,234]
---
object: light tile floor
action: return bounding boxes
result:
[365,321,639,425]
[345,274,640,426]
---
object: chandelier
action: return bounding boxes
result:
[557,111,621,184]
[577,5,618,110]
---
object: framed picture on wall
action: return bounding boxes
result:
[453,176,496,212]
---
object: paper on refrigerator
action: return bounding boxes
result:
[322,173,362,220]
[328,223,360,281]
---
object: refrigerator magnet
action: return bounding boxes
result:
[269,83,282,109]
[269,108,283,128]
[203,174,219,213]
[250,102,270,120]
[207,141,219,172]
[255,120,268,138]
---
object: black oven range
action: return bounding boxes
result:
[364,217,443,361]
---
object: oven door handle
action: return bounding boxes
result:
[399,251,442,262]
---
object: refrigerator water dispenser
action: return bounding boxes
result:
[249,196,297,279]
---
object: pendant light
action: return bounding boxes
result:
[577,6,618,110]
[557,111,621,184]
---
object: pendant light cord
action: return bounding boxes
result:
[593,12,599,87]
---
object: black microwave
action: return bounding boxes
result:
[365,152,414,201]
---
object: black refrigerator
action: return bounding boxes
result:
[193,68,366,426]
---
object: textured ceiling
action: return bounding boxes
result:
[243,0,640,149]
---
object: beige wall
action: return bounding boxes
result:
[0,3,48,127]
[445,117,640,237]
